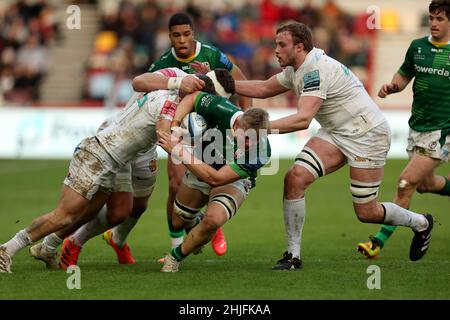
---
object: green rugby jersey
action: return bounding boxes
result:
[398,36,450,132]
[193,92,271,187]
[148,41,234,74]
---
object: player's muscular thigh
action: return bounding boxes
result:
[306,137,346,174]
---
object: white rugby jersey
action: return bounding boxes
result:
[96,68,186,166]
[276,48,386,137]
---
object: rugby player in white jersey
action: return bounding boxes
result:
[0,68,232,273]
[235,22,434,270]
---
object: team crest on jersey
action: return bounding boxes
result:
[429,141,437,150]
[414,47,425,60]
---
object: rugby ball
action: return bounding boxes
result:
[181,112,207,139]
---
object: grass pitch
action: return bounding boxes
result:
[0,159,449,300]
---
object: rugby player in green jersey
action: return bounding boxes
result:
[157,73,271,272]
[358,0,450,259]
[107,13,252,260]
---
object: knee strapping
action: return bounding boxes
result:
[294,146,325,180]
[210,193,238,220]
[173,199,201,222]
[350,179,381,204]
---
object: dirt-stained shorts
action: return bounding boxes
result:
[182,170,251,198]
[312,121,391,169]
[113,148,158,198]
[407,128,450,162]
[64,137,119,200]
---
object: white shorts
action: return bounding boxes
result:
[113,148,158,198]
[314,121,391,169]
[407,128,450,162]
[182,170,251,198]
[64,137,119,200]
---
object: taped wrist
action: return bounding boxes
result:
[167,77,183,90]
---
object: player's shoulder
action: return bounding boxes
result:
[302,49,330,71]
[199,41,223,54]
[148,50,173,70]
[409,36,430,47]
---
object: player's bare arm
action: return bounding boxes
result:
[132,72,204,93]
[270,96,323,134]
[235,74,288,98]
[170,92,200,127]
[157,130,241,187]
[155,118,172,137]
[378,72,412,98]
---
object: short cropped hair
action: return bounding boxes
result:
[429,0,450,19]
[240,108,270,134]
[276,22,313,52]
[196,75,217,95]
[168,13,194,29]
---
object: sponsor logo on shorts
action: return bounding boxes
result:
[354,156,368,162]
[429,141,437,150]
[149,159,157,172]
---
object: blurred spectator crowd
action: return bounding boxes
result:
[0,0,59,104]
[87,0,377,107]
[0,0,376,107]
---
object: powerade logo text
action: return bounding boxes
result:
[414,64,450,79]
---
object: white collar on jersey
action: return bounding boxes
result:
[295,47,325,73]
[171,41,202,62]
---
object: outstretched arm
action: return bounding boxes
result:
[235,74,289,98]
[132,72,204,93]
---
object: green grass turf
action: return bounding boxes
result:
[0,159,449,299]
